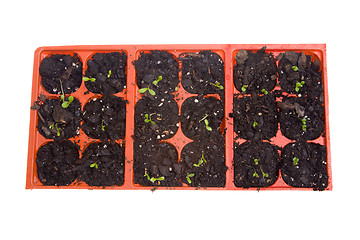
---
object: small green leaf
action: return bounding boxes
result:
[261,89,268,95]
[107,70,112,78]
[83,77,90,81]
[144,119,150,123]
[293,157,299,165]
[254,158,259,165]
[295,87,300,92]
[61,94,65,101]
[68,96,74,104]
[138,88,148,93]
[253,171,259,178]
[90,163,98,169]
[241,85,248,92]
[292,66,299,71]
[61,101,69,108]
[148,89,156,96]
[301,81,305,85]
[253,121,258,128]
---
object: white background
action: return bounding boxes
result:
[0,0,358,239]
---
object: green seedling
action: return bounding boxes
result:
[193,152,207,167]
[83,77,96,82]
[61,95,74,108]
[199,114,213,131]
[138,85,156,96]
[210,81,224,90]
[253,158,259,165]
[253,121,258,128]
[49,123,61,136]
[253,169,259,178]
[301,118,307,131]
[175,86,178,91]
[144,113,156,125]
[152,76,163,85]
[293,157,299,166]
[186,173,195,184]
[241,85,248,92]
[295,81,305,92]
[144,172,165,183]
[107,70,112,78]
[292,66,299,71]
[260,165,269,178]
[101,120,106,131]
[261,89,268,95]
[90,162,98,169]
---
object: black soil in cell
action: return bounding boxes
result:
[233,46,278,94]
[233,94,278,141]
[84,52,127,95]
[134,95,179,141]
[37,98,82,140]
[133,142,181,187]
[281,142,328,191]
[82,95,126,141]
[36,140,79,186]
[234,141,280,188]
[180,139,227,187]
[278,96,324,141]
[133,50,179,98]
[278,51,323,99]
[180,50,225,96]
[77,141,125,187]
[181,96,224,140]
[40,54,83,94]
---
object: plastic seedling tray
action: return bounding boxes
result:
[26,44,332,190]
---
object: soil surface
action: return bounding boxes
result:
[281,142,328,191]
[180,139,227,187]
[133,142,182,187]
[233,93,278,141]
[40,54,83,94]
[180,51,225,96]
[134,95,179,141]
[278,96,324,140]
[77,141,125,187]
[84,52,127,95]
[181,96,224,140]
[82,95,126,141]
[37,98,82,139]
[234,141,280,188]
[233,46,278,94]
[278,51,323,99]
[133,50,179,98]
[36,140,79,186]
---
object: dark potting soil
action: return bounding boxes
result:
[84,52,127,95]
[37,98,82,140]
[234,141,280,188]
[179,51,225,96]
[233,93,278,141]
[82,95,126,141]
[77,141,125,187]
[278,96,324,141]
[36,140,79,186]
[181,96,224,140]
[180,139,227,187]
[278,51,323,99]
[134,95,179,141]
[281,142,328,191]
[233,46,278,94]
[133,142,182,187]
[39,54,83,94]
[133,50,179,98]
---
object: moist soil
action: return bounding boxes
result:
[281,142,328,191]
[180,139,227,187]
[233,46,278,94]
[233,93,278,141]
[278,51,323,99]
[234,141,280,188]
[82,95,126,141]
[84,51,127,95]
[77,141,125,187]
[133,142,182,187]
[181,96,224,140]
[39,54,83,94]
[134,95,179,141]
[36,140,79,186]
[37,98,82,140]
[179,50,225,96]
[278,96,325,141]
[133,50,179,98]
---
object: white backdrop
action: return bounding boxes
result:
[0,0,358,239]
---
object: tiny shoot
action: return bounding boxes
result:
[186,173,195,184]
[253,158,259,165]
[293,157,299,166]
[253,121,258,128]
[101,120,106,131]
[241,85,248,92]
[83,77,96,82]
[261,89,268,95]
[49,123,61,136]
[144,113,156,125]
[107,70,112,78]
[152,76,163,85]
[210,81,224,90]
[144,172,165,183]
[199,114,212,131]
[301,118,307,131]
[292,66,299,71]
[253,170,259,178]
[138,85,156,96]
[260,165,269,178]
[90,162,98,169]
[61,95,74,108]
[295,81,305,92]
[193,152,207,167]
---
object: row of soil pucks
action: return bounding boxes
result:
[133,50,227,187]
[232,47,328,191]
[34,52,127,186]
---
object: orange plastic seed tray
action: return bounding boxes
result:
[26,44,331,190]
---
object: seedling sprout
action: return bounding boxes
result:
[193,152,207,167]
[144,113,156,125]
[83,77,96,82]
[101,120,106,131]
[49,122,61,136]
[199,114,212,131]
[210,81,224,90]
[241,85,248,92]
[292,66,299,71]
[261,89,268,95]
[186,173,195,184]
[138,85,156,96]
[293,157,299,166]
[152,76,163,85]
[301,118,307,131]
[295,81,305,92]
[144,172,165,183]
[59,79,74,108]
[253,158,259,165]
[260,166,269,178]
[107,70,112,78]
[90,162,98,169]
[253,121,258,128]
